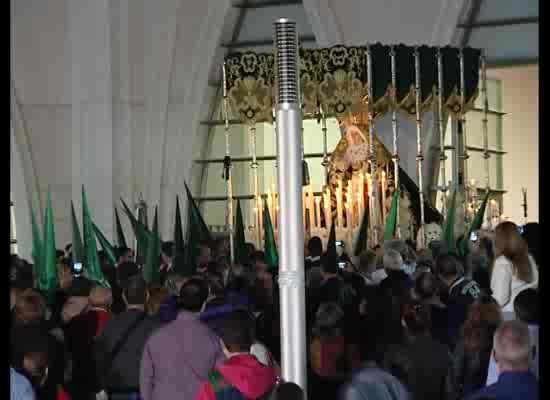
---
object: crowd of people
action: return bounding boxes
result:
[10,220,539,400]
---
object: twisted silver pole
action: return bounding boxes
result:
[366,45,379,245]
[320,104,329,181]
[481,52,490,194]
[414,47,425,248]
[250,124,260,245]
[222,62,235,265]
[437,48,448,216]
[274,18,307,392]
[459,49,470,199]
[390,45,401,239]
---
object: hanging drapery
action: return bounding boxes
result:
[223,44,480,124]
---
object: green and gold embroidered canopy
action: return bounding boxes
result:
[223,44,481,124]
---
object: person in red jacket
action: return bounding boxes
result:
[196,310,278,400]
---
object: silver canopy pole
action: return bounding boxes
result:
[437,48,448,215]
[480,52,490,194]
[414,47,426,249]
[390,45,401,239]
[459,49,470,199]
[222,62,235,265]
[274,18,307,392]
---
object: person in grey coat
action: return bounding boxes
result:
[139,278,225,400]
[339,365,410,400]
[94,275,164,400]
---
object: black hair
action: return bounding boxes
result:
[161,241,174,258]
[123,275,147,305]
[308,236,323,257]
[321,253,338,274]
[219,310,254,352]
[65,243,73,253]
[117,261,140,285]
[415,272,438,300]
[513,288,539,324]
[273,382,304,400]
[373,245,381,251]
[56,249,65,259]
[177,278,209,312]
[115,246,132,260]
[435,253,463,279]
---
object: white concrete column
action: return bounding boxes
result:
[68,0,114,239]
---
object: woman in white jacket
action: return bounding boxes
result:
[491,222,538,314]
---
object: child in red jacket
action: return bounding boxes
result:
[196,310,278,400]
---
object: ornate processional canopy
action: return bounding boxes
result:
[223,44,481,124]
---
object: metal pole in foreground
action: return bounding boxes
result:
[274,18,307,392]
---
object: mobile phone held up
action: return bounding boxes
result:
[338,261,346,270]
[73,262,83,276]
[469,231,478,242]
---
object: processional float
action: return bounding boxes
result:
[217,22,503,255]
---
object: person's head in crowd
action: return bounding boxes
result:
[383,249,403,272]
[414,272,440,301]
[477,235,495,264]
[494,221,533,282]
[123,275,148,308]
[116,246,133,265]
[373,244,383,259]
[435,253,463,289]
[308,236,323,259]
[205,269,225,299]
[245,242,256,259]
[64,243,73,258]
[358,249,377,276]
[165,272,187,296]
[161,241,174,266]
[273,382,304,400]
[89,286,113,311]
[383,240,408,263]
[401,299,431,337]
[466,253,486,278]
[56,249,65,263]
[427,240,448,261]
[146,285,170,316]
[196,241,213,271]
[218,309,255,356]
[56,260,73,290]
[117,261,140,286]
[177,278,209,313]
[513,289,538,325]
[416,249,434,270]
[13,289,47,327]
[492,320,531,373]
[252,250,267,273]
[321,253,338,278]
[462,294,502,353]
[212,237,229,260]
[312,302,345,338]
[339,366,411,400]
[20,336,51,391]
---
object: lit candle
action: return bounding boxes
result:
[356,192,362,227]
[324,191,332,229]
[358,172,365,213]
[337,180,344,228]
[315,197,321,228]
[345,202,352,230]
[266,189,274,223]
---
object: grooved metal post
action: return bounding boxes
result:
[366,45,379,245]
[390,45,401,239]
[481,52,490,193]
[274,18,307,392]
[414,47,425,249]
[437,48,447,215]
[222,62,235,264]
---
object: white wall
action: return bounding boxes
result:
[488,65,539,223]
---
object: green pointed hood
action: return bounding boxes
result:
[234,199,248,266]
[93,223,117,267]
[114,207,128,248]
[38,189,59,297]
[263,201,279,271]
[383,189,400,241]
[71,201,84,264]
[354,209,369,256]
[143,207,161,284]
[459,191,490,257]
[82,187,110,287]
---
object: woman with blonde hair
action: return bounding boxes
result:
[491,221,538,314]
